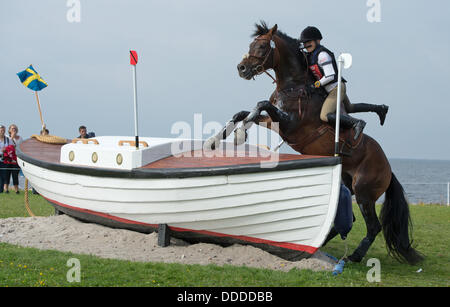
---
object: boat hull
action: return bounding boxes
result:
[16,137,342,261]
[18,158,341,261]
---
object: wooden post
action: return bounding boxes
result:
[55,208,64,216]
[158,224,171,247]
[447,182,449,206]
[34,91,45,130]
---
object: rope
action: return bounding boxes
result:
[339,240,349,262]
[31,134,67,144]
[322,239,349,276]
[24,178,36,217]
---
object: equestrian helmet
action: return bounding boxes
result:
[299,26,323,43]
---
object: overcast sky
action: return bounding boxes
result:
[1,0,448,160]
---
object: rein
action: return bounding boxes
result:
[264,71,277,83]
[299,50,311,86]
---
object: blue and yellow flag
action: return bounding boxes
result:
[17,65,48,91]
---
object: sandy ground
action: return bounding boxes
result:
[0,215,336,272]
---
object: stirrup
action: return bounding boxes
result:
[353,120,366,140]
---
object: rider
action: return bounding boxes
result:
[299,26,388,139]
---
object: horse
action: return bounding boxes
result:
[207,22,423,265]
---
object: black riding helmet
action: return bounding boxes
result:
[299,26,322,43]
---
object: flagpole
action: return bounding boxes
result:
[132,65,139,149]
[34,91,45,130]
[130,51,139,150]
[334,53,352,157]
[334,58,343,157]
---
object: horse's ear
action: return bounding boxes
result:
[270,24,278,36]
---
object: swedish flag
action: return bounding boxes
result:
[17,65,48,91]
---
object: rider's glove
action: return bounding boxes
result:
[314,81,321,88]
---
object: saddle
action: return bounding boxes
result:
[274,85,311,116]
[329,124,364,155]
[290,123,364,156]
[275,85,363,156]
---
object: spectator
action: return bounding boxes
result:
[0,125,11,193]
[78,125,95,139]
[4,124,22,194]
[9,124,23,146]
[3,144,19,194]
[78,125,88,138]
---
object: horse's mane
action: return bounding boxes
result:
[252,21,303,63]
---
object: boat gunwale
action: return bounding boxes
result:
[16,139,341,179]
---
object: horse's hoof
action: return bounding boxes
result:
[203,137,219,151]
[234,128,247,145]
[346,254,362,263]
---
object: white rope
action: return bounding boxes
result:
[339,240,349,262]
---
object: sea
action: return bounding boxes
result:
[388,159,450,205]
[15,158,450,205]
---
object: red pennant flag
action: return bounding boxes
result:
[130,50,138,65]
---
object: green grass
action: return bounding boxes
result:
[0,192,54,218]
[0,192,449,287]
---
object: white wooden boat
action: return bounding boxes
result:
[16,136,341,261]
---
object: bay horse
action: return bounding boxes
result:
[209,22,423,265]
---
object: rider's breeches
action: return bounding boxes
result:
[320,82,354,122]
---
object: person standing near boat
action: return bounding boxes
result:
[4,124,22,194]
[8,124,23,146]
[0,125,11,193]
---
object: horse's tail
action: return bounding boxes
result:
[380,173,424,265]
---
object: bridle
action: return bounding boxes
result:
[244,35,311,86]
[246,36,277,83]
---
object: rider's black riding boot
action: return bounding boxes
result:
[350,103,389,126]
[327,113,366,140]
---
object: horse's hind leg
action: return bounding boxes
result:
[347,197,381,263]
[347,171,383,262]
[345,136,392,262]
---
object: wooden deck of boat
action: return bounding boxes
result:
[144,150,324,169]
[18,138,330,169]
[19,137,66,165]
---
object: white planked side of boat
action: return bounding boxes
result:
[16,137,342,260]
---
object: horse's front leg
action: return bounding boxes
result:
[235,100,297,145]
[203,110,251,150]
